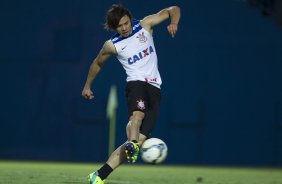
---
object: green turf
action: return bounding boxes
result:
[0,160,281,184]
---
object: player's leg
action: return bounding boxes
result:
[124,110,145,162]
[128,82,161,163]
[126,110,145,142]
[107,133,147,168]
[124,81,147,162]
[88,134,147,184]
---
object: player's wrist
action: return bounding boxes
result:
[84,83,91,90]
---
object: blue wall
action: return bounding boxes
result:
[0,0,281,166]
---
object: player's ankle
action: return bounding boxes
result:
[97,163,113,180]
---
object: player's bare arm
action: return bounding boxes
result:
[82,40,116,100]
[140,6,181,37]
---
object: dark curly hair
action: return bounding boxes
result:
[104,4,133,31]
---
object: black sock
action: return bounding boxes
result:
[97,163,113,180]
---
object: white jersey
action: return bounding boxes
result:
[111,20,162,88]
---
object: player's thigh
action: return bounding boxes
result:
[126,81,148,116]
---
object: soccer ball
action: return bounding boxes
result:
[140,138,168,164]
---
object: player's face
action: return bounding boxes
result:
[116,15,132,37]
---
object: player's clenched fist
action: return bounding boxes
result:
[82,88,94,100]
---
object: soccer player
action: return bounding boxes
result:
[81,4,181,184]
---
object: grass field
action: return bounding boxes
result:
[0,160,281,184]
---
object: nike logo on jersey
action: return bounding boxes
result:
[121,46,127,50]
[128,46,154,65]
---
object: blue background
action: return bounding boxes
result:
[0,0,282,166]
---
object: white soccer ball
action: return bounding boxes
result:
[141,138,168,164]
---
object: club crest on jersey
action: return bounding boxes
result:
[136,32,147,43]
[136,99,145,110]
[128,46,154,65]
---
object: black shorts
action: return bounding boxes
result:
[125,81,161,137]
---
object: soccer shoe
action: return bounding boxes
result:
[124,141,140,163]
[88,172,104,184]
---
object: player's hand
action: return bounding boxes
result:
[82,88,94,100]
[167,23,178,38]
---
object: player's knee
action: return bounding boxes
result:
[131,111,145,122]
[126,122,131,131]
